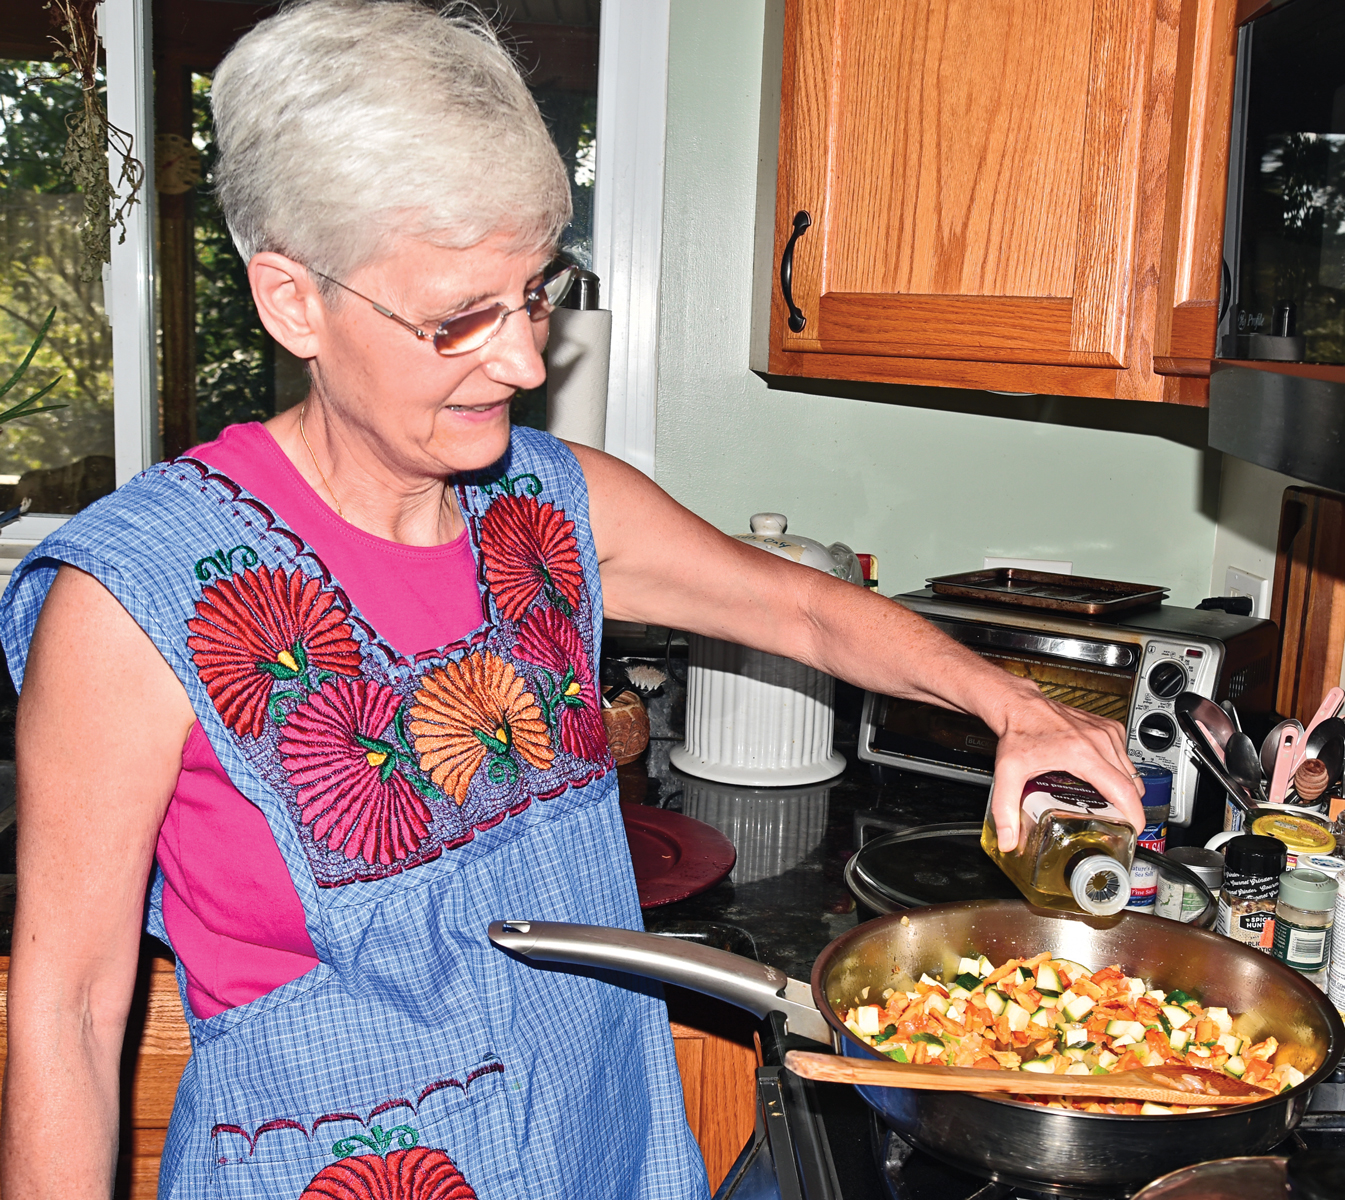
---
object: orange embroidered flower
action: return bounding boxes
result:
[188,565,362,738]
[477,494,583,620]
[410,652,553,804]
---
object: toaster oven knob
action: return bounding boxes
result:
[1147,660,1188,699]
[1137,712,1177,752]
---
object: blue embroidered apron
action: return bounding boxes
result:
[0,427,709,1200]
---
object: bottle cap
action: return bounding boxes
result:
[1278,868,1339,911]
[1069,854,1131,915]
[1135,763,1173,808]
[1223,834,1288,878]
[1165,845,1225,888]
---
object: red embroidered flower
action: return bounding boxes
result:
[513,607,607,761]
[300,1148,477,1199]
[188,566,362,739]
[478,494,583,620]
[410,651,553,804]
[279,678,432,864]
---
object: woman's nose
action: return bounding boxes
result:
[480,308,548,392]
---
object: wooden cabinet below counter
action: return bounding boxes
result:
[0,956,759,1197]
[757,0,1241,403]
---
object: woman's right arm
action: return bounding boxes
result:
[1,566,195,1200]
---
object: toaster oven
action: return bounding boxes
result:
[858,590,1279,825]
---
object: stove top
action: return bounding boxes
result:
[714,1018,1345,1200]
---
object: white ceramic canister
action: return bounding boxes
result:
[670,513,861,786]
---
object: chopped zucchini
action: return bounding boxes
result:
[1168,1029,1190,1052]
[1036,964,1062,994]
[919,972,947,991]
[886,1046,909,1063]
[1056,959,1092,980]
[977,955,995,978]
[1224,1055,1246,1078]
[1140,1103,1175,1115]
[954,972,981,991]
[911,1031,944,1047]
[984,988,1008,1016]
[1106,1019,1145,1041]
[1166,988,1196,1007]
[1064,1027,1090,1047]
[957,957,980,977]
[948,985,973,1001]
[1207,1007,1233,1036]
[1162,1005,1192,1031]
[856,1006,883,1035]
[1016,965,1034,986]
[1037,993,1059,1008]
[1217,1034,1244,1058]
[1006,1000,1030,1033]
[1280,1066,1306,1090]
[1061,993,1096,1023]
[1145,989,1167,1004]
[1097,1049,1119,1069]
[925,992,950,1016]
[1021,1057,1056,1073]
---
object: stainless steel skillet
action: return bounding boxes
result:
[490,900,1344,1197]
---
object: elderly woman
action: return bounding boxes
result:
[0,3,1143,1198]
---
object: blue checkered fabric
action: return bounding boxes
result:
[0,427,709,1200]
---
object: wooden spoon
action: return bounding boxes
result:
[784,1049,1264,1107]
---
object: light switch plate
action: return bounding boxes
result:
[1225,566,1270,618]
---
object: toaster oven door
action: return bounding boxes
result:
[859,621,1140,782]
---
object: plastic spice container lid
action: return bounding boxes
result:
[1278,868,1340,911]
[1135,763,1173,808]
[1252,813,1337,855]
[1224,834,1288,877]
[1299,854,1345,877]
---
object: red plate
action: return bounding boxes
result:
[621,803,736,908]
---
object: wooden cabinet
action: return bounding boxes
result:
[0,958,758,1198]
[760,0,1240,402]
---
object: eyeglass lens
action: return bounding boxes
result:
[431,265,577,356]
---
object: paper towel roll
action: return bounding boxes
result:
[546,307,612,450]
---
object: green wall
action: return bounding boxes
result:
[653,0,1222,606]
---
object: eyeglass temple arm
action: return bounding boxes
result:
[309,267,431,341]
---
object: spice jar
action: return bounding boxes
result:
[1216,835,1287,951]
[1271,868,1337,987]
[1126,765,1172,912]
[1155,845,1225,922]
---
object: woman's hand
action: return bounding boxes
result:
[2,566,194,1200]
[575,445,1144,841]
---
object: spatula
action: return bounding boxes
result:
[784,1049,1265,1106]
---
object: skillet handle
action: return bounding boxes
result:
[488,920,834,1044]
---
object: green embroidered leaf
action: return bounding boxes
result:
[353,733,396,756]
[474,728,509,755]
[256,659,301,680]
[291,639,309,675]
[379,756,397,785]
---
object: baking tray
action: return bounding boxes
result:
[926,568,1168,616]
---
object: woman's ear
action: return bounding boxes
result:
[248,252,323,359]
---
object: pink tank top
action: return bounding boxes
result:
[159,423,483,1017]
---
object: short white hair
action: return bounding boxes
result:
[210,0,572,283]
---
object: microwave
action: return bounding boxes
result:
[1208,0,1345,492]
[857,591,1278,826]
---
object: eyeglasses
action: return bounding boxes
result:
[309,263,577,356]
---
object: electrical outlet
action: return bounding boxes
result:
[984,557,1072,574]
[1225,566,1270,618]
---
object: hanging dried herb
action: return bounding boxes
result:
[46,0,144,281]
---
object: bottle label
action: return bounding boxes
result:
[1138,819,1167,854]
[1127,859,1158,909]
[1020,773,1130,826]
[1272,916,1333,972]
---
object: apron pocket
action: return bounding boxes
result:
[211,1057,521,1200]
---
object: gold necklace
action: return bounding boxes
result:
[298,400,344,519]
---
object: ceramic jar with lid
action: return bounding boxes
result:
[671,513,861,786]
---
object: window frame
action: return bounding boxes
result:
[0,0,666,543]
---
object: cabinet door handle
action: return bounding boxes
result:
[779,210,812,333]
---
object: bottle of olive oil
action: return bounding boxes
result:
[981,772,1137,916]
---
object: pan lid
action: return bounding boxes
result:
[846,823,1028,909]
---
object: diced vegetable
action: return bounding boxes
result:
[1006,1000,1030,1033]
[1106,1019,1145,1042]
[1166,988,1196,1007]
[856,1006,883,1035]
[925,992,950,1016]
[1217,1034,1244,1058]
[886,1046,909,1063]
[957,957,980,977]
[1061,993,1095,1023]
[1097,1049,1119,1069]
[1036,964,1062,994]
[1162,1005,1192,1031]
[1021,1057,1055,1073]
[1207,1007,1233,1036]
[977,955,995,978]
[1145,989,1167,1003]
[1140,1103,1174,1115]
[984,988,1007,1016]
[1066,1062,1091,1075]
[1016,965,1034,986]
[1224,1055,1245,1078]
[954,972,981,991]
[911,1032,944,1047]
[1168,1029,1189,1052]
[948,985,973,1001]
[1064,1027,1090,1047]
